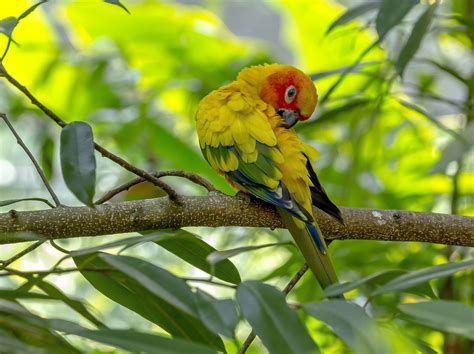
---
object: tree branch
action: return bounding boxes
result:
[0,193,472,246]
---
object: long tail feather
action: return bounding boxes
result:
[278,209,338,290]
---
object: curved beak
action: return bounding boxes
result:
[277,109,299,128]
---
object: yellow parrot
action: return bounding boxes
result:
[196,64,343,289]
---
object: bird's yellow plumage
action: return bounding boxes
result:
[196,63,343,289]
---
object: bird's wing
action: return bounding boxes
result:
[196,86,312,222]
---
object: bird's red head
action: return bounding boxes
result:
[258,65,318,127]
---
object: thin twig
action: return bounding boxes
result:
[238,263,309,354]
[95,170,216,204]
[0,65,178,200]
[0,112,61,207]
[0,241,44,270]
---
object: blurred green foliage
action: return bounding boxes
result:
[0,0,473,353]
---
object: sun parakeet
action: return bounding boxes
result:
[195,64,343,289]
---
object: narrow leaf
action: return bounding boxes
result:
[207,242,292,265]
[327,2,379,34]
[310,61,381,81]
[18,1,48,21]
[70,233,167,257]
[153,229,241,284]
[323,270,406,298]
[236,281,318,354]
[60,121,96,206]
[194,289,239,338]
[399,300,474,340]
[304,300,389,354]
[398,99,464,140]
[62,328,217,354]
[396,4,436,76]
[103,0,130,14]
[99,253,197,316]
[375,0,418,41]
[372,259,474,296]
[73,252,224,351]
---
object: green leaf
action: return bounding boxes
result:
[60,121,96,206]
[297,98,371,131]
[0,17,17,39]
[153,229,241,284]
[0,198,54,208]
[194,289,239,338]
[0,332,43,354]
[0,300,81,354]
[236,281,318,354]
[399,300,474,340]
[304,300,389,354]
[18,1,48,21]
[398,99,464,140]
[323,270,406,298]
[73,252,224,351]
[63,328,217,354]
[70,233,167,257]
[31,280,105,328]
[99,253,197,316]
[327,2,379,34]
[396,4,436,77]
[375,0,418,41]
[103,0,130,14]
[372,259,474,296]
[310,61,381,81]
[206,242,292,266]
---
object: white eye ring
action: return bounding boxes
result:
[284,85,297,103]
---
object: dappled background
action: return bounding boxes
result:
[0,0,473,353]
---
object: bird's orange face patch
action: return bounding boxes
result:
[260,67,318,120]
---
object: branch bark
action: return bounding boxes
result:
[1,192,472,246]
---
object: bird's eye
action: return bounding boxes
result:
[284,85,297,103]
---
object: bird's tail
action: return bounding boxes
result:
[278,209,338,289]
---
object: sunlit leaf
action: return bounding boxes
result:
[236,281,318,354]
[375,0,418,41]
[396,4,436,77]
[152,229,241,284]
[73,252,224,350]
[399,300,474,340]
[18,1,48,21]
[194,289,238,338]
[206,242,292,266]
[398,99,463,140]
[323,270,406,297]
[103,0,130,14]
[60,121,96,207]
[310,61,381,80]
[372,259,474,296]
[298,98,371,131]
[304,300,389,354]
[327,2,379,34]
